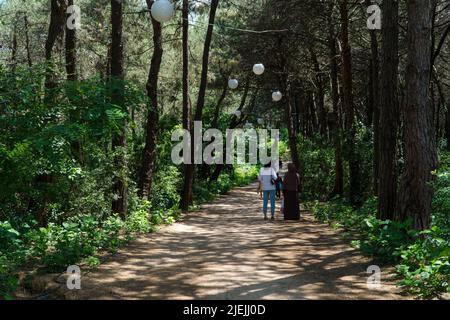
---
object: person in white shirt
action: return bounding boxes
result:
[258,162,278,221]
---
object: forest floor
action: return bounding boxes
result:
[23,182,410,300]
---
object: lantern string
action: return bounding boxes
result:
[183,17,290,35]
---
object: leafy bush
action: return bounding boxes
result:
[359,217,415,262]
[193,165,259,205]
[0,222,24,299]
[309,186,450,299]
[125,201,153,234]
[298,127,374,202]
[298,136,336,200]
[42,215,125,271]
[396,157,450,298]
[397,227,450,299]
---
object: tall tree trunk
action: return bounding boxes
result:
[110,0,127,218]
[308,90,318,135]
[29,0,67,226]
[446,107,450,151]
[211,75,229,129]
[294,93,301,134]
[398,0,438,230]
[210,79,253,182]
[286,84,301,190]
[65,0,77,81]
[378,0,399,220]
[339,0,361,206]
[65,0,83,163]
[365,0,381,195]
[45,0,67,89]
[194,0,219,121]
[200,75,229,180]
[24,14,33,67]
[309,46,327,136]
[139,0,164,201]
[180,0,194,212]
[11,22,17,72]
[328,6,344,197]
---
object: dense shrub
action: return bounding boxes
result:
[193,165,259,205]
[298,127,373,201]
[298,135,336,200]
[310,198,414,262]
[309,184,450,299]
[397,227,450,298]
[395,156,450,298]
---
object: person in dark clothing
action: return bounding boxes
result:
[282,163,301,220]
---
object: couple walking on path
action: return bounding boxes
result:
[258,162,301,221]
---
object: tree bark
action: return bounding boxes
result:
[364,0,381,195]
[45,0,67,89]
[11,21,17,73]
[327,6,344,197]
[65,0,83,163]
[398,0,438,230]
[180,0,194,212]
[110,0,127,218]
[309,45,327,136]
[65,0,77,81]
[24,14,33,67]
[285,83,301,191]
[446,107,450,151]
[139,0,164,201]
[211,76,229,129]
[210,81,254,182]
[339,0,361,206]
[378,0,399,220]
[29,0,67,225]
[194,0,220,121]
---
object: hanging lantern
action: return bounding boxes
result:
[228,79,239,90]
[151,0,175,23]
[234,110,242,117]
[257,118,264,125]
[253,63,265,76]
[272,91,283,102]
[244,122,253,129]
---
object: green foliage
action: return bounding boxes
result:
[193,165,259,205]
[358,217,415,262]
[309,173,450,299]
[311,197,413,262]
[125,201,153,234]
[0,63,258,298]
[0,222,23,299]
[298,135,336,200]
[278,140,288,159]
[42,215,124,271]
[396,154,450,298]
[298,127,374,202]
[397,227,450,299]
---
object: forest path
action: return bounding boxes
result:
[67,182,406,300]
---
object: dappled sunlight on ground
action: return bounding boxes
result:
[61,183,406,300]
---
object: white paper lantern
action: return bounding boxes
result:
[151,0,175,23]
[234,110,242,117]
[257,118,264,125]
[272,91,283,102]
[253,63,265,76]
[228,79,239,90]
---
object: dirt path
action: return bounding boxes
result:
[61,182,406,300]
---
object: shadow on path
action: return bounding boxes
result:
[63,183,406,300]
